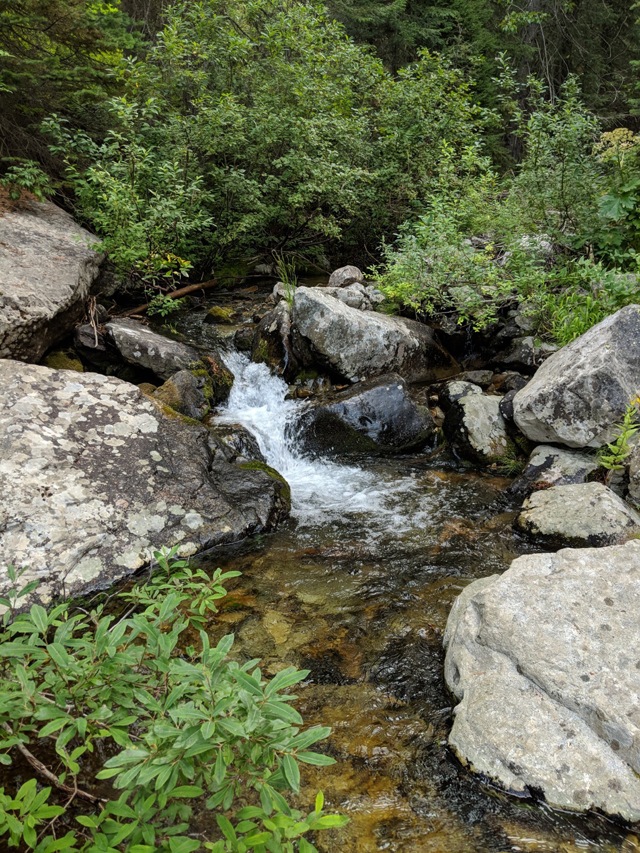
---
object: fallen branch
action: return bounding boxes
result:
[6,725,106,805]
[119,278,218,318]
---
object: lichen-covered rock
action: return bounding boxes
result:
[442,383,510,465]
[291,287,458,383]
[0,360,288,605]
[296,374,436,456]
[516,482,640,547]
[105,318,233,402]
[105,318,202,380]
[325,265,364,288]
[511,445,598,495]
[444,541,640,821]
[0,199,102,362]
[512,305,640,448]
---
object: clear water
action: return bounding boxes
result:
[207,352,638,853]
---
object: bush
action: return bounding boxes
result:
[0,551,347,852]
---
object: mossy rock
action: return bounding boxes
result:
[238,461,292,514]
[45,349,84,372]
[153,370,211,421]
[138,382,158,397]
[205,305,238,325]
[200,355,234,404]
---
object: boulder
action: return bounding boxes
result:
[326,265,364,288]
[296,374,436,456]
[291,287,458,383]
[444,540,640,822]
[626,441,640,508]
[208,424,266,465]
[152,370,211,421]
[105,318,202,380]
[510,445,598,495]
[0,361,288,605]
[105,318,233,402]
[512,305,640,448]
[516,482,640,547]
[0,199,102,362]
[442,383,510,465]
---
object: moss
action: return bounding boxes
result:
[199,356,234,404]
[138,382,158,397]
[151,399,202,427]
[238,460,292,511]
[45,349,84,372]
[206,305,236,324]
[253,339,270,365]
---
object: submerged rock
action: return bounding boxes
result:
[512,305,640,448]
[0,361,288,605]
[511,445,598,495]
[516,482,640,547]
[442,383,510,465]
[296,373,436,456]
[0,199,102,362]
[291,287,458,383]
[444,540,640,822]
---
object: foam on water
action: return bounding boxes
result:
[218,353,422,529]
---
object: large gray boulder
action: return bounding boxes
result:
[325,265,364,288]
[516,481,640,547]
[0,361,288,605]
[0,199,102,362]
[296,373,435,456]
[444,541,640,821]
[512,305,640,448]
[291,287,458,383]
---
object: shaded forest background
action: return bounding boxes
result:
[2,0,640,341]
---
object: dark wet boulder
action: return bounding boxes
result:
[0,199,103,363]
[296,374,436,456]
[251,301,302,379]
[0,360,287,606]
[510,445,598,495]
[444,540,640,821]
[515,482,640,547]
[513,305,640,448]
[291,287,458,383]
[442,382,510,465]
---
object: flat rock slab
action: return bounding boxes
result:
[0,361,286,604]
[0,200,102,362]
[105,318,203,381]
[512,305,640,448]
[291,287,458,383]
[516,482,640,547]
[444,541,640,821]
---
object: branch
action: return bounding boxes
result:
[118,278,219,317]
[6,725,106,804]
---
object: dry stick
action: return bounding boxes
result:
[6,725,106,805]
[119,278,219,318]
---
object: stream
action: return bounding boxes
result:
[191,349,638,853]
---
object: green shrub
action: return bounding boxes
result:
[0,551,347,852]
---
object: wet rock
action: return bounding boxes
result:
[516,482,640,547]
[0,360,288,605]
[204,305,239,325]
[233,327,254,353]
[0,199,103,362]
[439,381,482,409]
[512,305,640,448]
[296,374,436,456]
[74,323,111,369]
[325,265,364,288]
[444,540,640,821]
[511,445,598,495]
[443,383,510,465]
[292,287,458,383]
[495,335,558,372]
[152,370,211,420]
[208,423,266,464]
[491,371,528,394]
[251,301,300,378]
[498,389,517,422]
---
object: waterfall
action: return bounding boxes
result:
[217,352,406,528]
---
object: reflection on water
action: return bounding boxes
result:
[201,354,637,852]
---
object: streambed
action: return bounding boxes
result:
[196,354,637,853]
